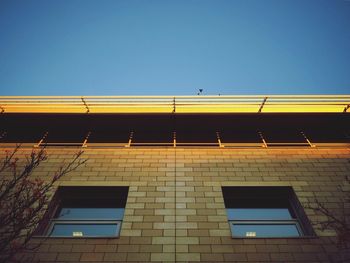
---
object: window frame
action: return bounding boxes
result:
[222,186,315,239]
[228,219,304,238]
[47,220,122,238]
[36,186,128,238]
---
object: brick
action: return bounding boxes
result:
[127,252,150,261]
[223,253,248,261]
[35,244,50,253]
[200,237,222,244]
[164,229,176,236]
[256,244,280,253]
[153,222,175,229]
[270,253,294,261]
[117,244,139,252]
[139,244,163,252]
[143,215,163,222]
[130,236,152,244]
[176,209,197,215]
[209,229,231,236]
[132,222,153,229]
[176,237,199,245]
[142,229,163,236]
[86,239,108,245]
[152,237,175,245]
[120,229,142,236]
[80,253,104,262]
[189,244,211,253]
[163,244,176,252]
[155,209,175,215]
[247,253,271,261]
[103,252,127,261]
[111,236,130,244]
[278,244,302,253]
[163,215,175,222]
[198,222,218,229]
[188,215,208,222]
[201,253,225,262]
[207,215,227,222]
[197,209,217,215]
[94,244,117,252]
[56,253,81,261]
[49,244,72,252]
[176,244,188,252]
[134,209,155,215]
[123,215,143,222]
[175,215,187,221]
[211,244,234,253]
[151,253,175,261]
[176,229,187,236]
[176,222,198,229]
[72,244,95,252]
[233,244,257,253]
[292,252,320,262]
[176,252,200,261]
[301,244,323,253]
[34,252,57,262]
[188,229,209,236]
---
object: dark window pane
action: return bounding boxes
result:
[226,208,292,220]
[56,208,124,220]
[50,223,120,237]
[231,223,300,237]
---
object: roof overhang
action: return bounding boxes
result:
[0,95,349,114]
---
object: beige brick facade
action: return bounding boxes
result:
[2,147,350,262]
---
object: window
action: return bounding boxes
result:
[222,186,314,238]
[37,186,128,237]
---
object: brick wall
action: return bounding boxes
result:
[2,147,350,262]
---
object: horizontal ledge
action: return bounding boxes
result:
[0,95,349,114]
[1,95,350,98]
[0,142,349,148]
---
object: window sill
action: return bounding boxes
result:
[32,235,120,239]
[231,235,317,239]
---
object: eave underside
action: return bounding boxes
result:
[0,113,349,148]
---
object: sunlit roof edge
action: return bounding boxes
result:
[0,95,349,114]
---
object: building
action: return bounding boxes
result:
[0,95,349,262]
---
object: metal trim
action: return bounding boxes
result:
[0,95,349,114]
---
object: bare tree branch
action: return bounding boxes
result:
[307,164,350,262]
[0,146,86,263]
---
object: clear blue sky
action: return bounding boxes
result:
[0,0,349,95]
